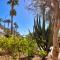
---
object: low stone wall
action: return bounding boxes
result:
[0,55,13,60]
[0,55,29,60]
[0,55,42,60]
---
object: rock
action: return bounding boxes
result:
[32,55,42,60]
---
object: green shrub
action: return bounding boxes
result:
[0,36,38,59]
[0,35,47,59]
[38,49,47,57]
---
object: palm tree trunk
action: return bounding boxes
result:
[8,23,9,29]
[0,22,1,26]
[11,0,14,34]
[4,22,5,31]
[11,15,13,34]
[15,28,17,36]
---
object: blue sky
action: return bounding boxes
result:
[0,0,34,35]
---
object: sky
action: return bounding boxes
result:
[0,0,34,35]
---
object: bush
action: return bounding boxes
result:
[38,49,47,57]
[0,36,38,59]
[0,35,48,59]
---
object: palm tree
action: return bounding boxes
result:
[0,18,3,26]
[3,19,10,34]
[6,19,11,28]
[3,20,6,31]
[14,22,18,35]
[7,0,19,34]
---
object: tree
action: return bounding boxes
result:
[3,20,6,31]
[27,0,48,51]
[14,22,18,35]
[0,18,3,26]
[50,0,60,60]
[7,0,19,34]
[6,19,11,28]
[3,19,11,35]
[29,0,60,60]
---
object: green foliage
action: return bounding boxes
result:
[28,38,38,56]
[0,35,48,59]
[38,50,47,57]
[26,34,48,57]
[33,14,53,52]
[0,36,38,59]
[7,0,19,5]
[19,36,38,56]
[0,36,19,53]
[10,9,16,16]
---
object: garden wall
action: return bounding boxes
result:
[0,55,42,60]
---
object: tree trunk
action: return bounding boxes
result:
[4,22,5,31]
[11,15,13,34]
[8,23,9,29]
[52,22,59,60]
[51,0,60,60]
[11,0,14,34]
